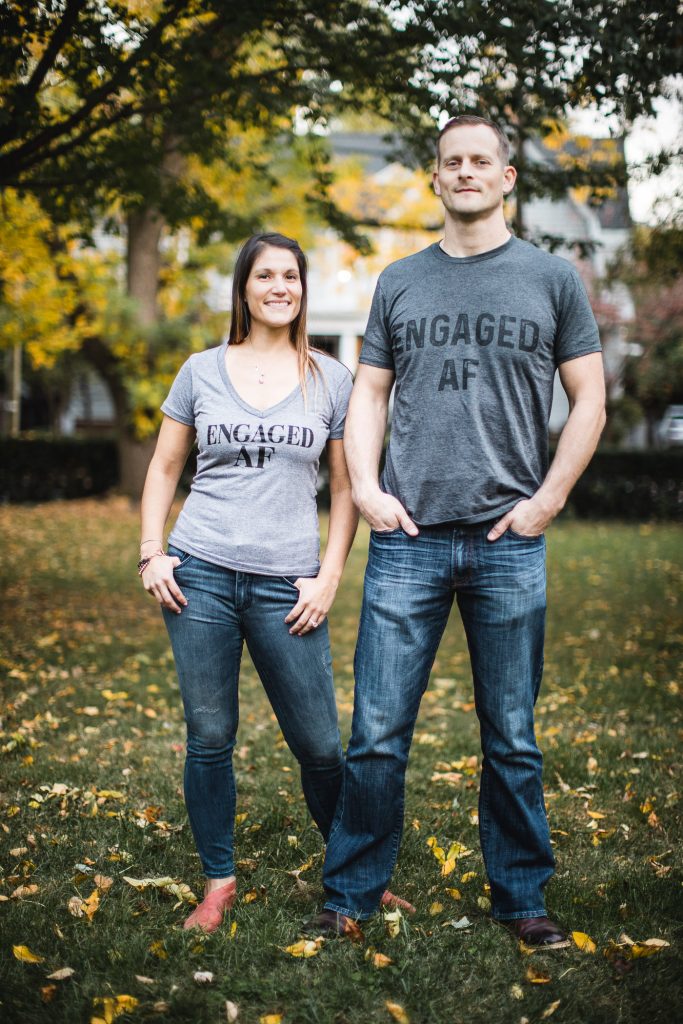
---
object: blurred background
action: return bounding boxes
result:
[1,0,681,517]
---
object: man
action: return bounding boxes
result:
[310,115,606,946]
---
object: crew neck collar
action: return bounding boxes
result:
[430,234,516,265]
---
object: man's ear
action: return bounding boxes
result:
[432,169,441,195]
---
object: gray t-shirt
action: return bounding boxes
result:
[161,342,353,575]
[360,236,602,524]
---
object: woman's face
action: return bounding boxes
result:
[244,245,302,331]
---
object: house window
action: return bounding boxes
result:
[310,335,339,358]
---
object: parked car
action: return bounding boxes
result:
[658,405,683,447]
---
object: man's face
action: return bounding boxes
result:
[432,124,516,220]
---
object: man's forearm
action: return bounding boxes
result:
[343,389,388,504]
[536,396,606,516]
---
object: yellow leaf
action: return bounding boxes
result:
[230,921,238,939]
[84,889,100,921]
[91,994,139,1024]
[526,965,551,984]
[587,810,606,819]
[445,888,462,900]
[631,938,670,958]
[440,858,456,877]
[243,888,259,904]
[282,938,324,958]
[460,871,477,883]
[149,940,168,959]
[542,1000,561,1018]
[429,902,444,915]
[385,1001,410,1024]
[13,944,44,964]
[259,1015,283,1023]
[426,836,445,863]
[572,931,597,953]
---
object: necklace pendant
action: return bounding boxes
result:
[257,372,265,384]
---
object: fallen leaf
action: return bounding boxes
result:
[631,938,670,958]
[11,884,39,899]
[572,931,597,953]
[149,940,168,959]
[94,875,114,892]
[13,944,45,963]
[47,967,75,981]
[225,1000,239,1022]
[135,976,155,985]
[68,896,85,918]
[83,889,100,921]
[445,887,462,900]
[542,1000,561,1018]
[429,902,444,915]
[526,965,551,984]
[365,948,393,968]
[259,1015,282,1024]
[91,994,139,1024]
[460,871,477,883]
[384,908,403,938]
[10,846,28,856]
[442,916,471,930]
[193,970,215,984]
[282,938,324,958]
[510,983,524,1000]
[477,896,491,911]
[122,875,196,908]
[385,1001,410,1024]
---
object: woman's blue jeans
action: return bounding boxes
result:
[322,523,555,921]
[163,547,344,878]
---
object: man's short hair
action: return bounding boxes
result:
[436,115,511,165]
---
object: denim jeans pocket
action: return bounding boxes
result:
[281,575,302,591]
[370,526,404,537]
[506,528,544,542]
[167,544,193,567]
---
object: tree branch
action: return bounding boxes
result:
[0,0,189,172]
[0,0,89,146]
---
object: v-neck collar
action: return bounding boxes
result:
[217,340,306,418]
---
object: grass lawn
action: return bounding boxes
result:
[1,497,681,1024]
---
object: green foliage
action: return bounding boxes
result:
[0,505,681,1022]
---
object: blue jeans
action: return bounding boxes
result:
[163,546,344,878]
[322,523,554,921]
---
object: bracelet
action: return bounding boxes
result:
[137,549,166,576]
[140,538,162,548]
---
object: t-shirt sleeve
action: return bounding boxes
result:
[359,278,395,369]
[328,369,354,439]
[160,358,195,425]
[554,268,602,366]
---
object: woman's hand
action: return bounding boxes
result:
[284,575,338,635]
[141,555,188,614]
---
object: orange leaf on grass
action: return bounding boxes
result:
[572,931,597,953]
[526,965,551,984]
[385,1001,410,1023]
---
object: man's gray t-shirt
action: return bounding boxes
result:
[360,236,601,524]
[161,342,353,575]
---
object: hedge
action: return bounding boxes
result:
[0,437,118,503]
[1,439,681,519]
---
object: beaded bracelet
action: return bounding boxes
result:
[137,550,166,576]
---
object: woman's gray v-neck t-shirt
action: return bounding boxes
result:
[161,342,353,576]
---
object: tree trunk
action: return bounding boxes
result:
[126,207,163,326]
[512,125,526,238]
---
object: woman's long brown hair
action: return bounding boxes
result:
[227,232,321,403]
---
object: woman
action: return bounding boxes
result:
[138,232,358,932]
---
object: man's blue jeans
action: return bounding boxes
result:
[322,523,555,921]
[163,546,344,878]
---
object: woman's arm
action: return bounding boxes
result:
[139,415,196,613]
[285,438,359,635]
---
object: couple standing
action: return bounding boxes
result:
[139,115,606,948]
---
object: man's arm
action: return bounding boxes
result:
[344,363,418,534]
[488,351,606,540]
